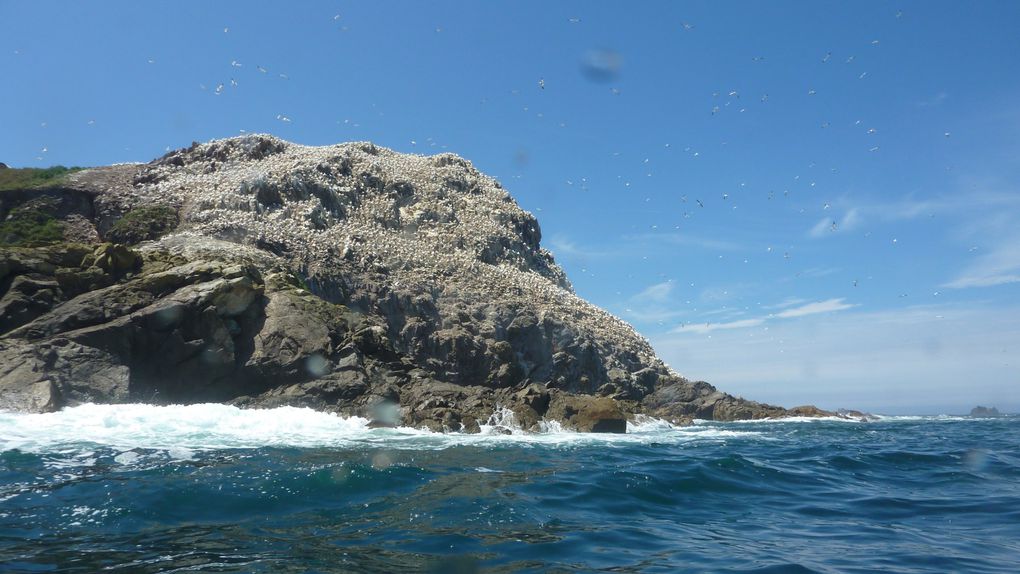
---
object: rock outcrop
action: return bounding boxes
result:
[0,135,834,431]
[970,406,1001,417]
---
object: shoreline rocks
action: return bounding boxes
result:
[0,135,841,431]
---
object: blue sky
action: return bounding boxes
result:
[2,1,1018,414]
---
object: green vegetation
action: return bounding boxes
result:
[0,201,64,247]
[106,205,179,244]
[0,166,84,192]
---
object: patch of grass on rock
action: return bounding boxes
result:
[0,166,83,192]
[106,205,179,244]
[0,203,64,247]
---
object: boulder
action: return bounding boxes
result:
[91,243,140,273]
[788,405,836,417]
[546,392,627,433]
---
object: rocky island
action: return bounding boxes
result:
[970,406,1001,417]
[0,135,833,432]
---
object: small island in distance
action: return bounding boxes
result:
[970,405,1003,417]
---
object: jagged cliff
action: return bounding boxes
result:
[0,135,824,431]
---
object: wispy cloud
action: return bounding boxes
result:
[916,91,949,108]
[546,234,620,260]
[548,230,740,261]
[624,232,743,251]
[632,280,674,304]
[775,298,856,318]
[808,217,833,237]
[652,302,1020,413]
[829,189,1020,229]
[943,239,1020,288]
[623,280,693,322]
[936,188,1020,289]
[670,297,856,334]
[808,208,861,238]
[799,267,842,278]
[679,318,765,334]
[762,297,809,310]
[803,182,1020,243]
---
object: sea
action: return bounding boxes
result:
[1,404,1018,573]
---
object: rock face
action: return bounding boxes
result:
[0,135,831,430]
[970,406,1001,417]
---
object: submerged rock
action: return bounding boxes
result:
[0,135,829,429]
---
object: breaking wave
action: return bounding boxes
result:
[0,403,764,455]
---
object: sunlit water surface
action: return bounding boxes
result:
[2,404,1018,573]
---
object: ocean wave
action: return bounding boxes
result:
[0,403,764,455]
[870,414,977,422]
[696,413,992,425]
[1,405,1017,574]
[695,415,865,425]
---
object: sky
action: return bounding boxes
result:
[2,1,1018,414]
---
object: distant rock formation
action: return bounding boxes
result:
[970,406,1001,417]
[0,135,837,431]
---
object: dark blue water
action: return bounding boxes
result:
[1,406,1018,573]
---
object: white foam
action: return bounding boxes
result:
[0,403,372,452]
[870,414,976,422]
[0,403,765,454]
[691,413,992,425]
[721,415,867,424]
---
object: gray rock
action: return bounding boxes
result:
[546,392,628,433]
[970,406,1001,417]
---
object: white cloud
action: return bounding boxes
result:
[798,267,842,278]
[652,302,1020,413]
[916,91,949,107]
[762,297,809,310]
[669,297,856,334]
[842,207,862,229]
[943,239,1020,288]
[809,217,834,238]
[547,235,618,260]
[673,318,765,334]
[939,200,1020,289]
[858,189,1019,223]
[808,208,861,238]
[549,231,741,264]
[774,298,856,318]
[624,232,743,251]
[806,187,1020,241]
[632,280,674,304]
[621,281,688,322]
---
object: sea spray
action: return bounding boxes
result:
[0,403,762,454]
